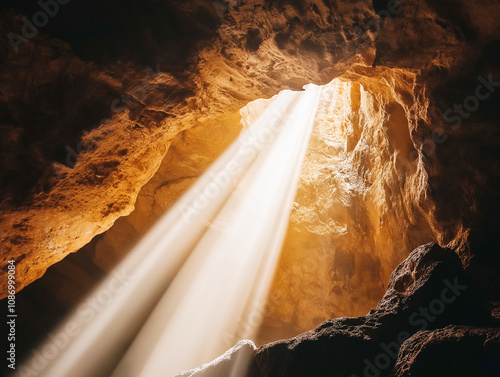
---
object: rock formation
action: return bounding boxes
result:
[0,0,499,374]
[178,243,499,376]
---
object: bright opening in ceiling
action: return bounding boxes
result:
[16,75,436,377]
[19,84,322,377]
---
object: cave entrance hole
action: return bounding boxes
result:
[21,84,324,377]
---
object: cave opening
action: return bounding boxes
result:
[2,0,500,376]
[19,84,325,377]
[13,70,438,377]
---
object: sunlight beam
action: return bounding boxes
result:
[16,85,321,377]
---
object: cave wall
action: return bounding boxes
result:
[78,74,438,346]
[1,1,500,374]
[260,75,437,341]
[0,0,499,334]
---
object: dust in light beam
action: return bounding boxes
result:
[16,84,321,377]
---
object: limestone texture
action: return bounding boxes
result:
[0,0,499,372]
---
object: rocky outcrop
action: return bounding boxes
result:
[180,243,498,377]
[392,325,500,377]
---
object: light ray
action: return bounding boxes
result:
[16,85,321,377]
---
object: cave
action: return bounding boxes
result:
[1,0,499,376]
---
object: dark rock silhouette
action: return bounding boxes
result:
[181,243,498,377]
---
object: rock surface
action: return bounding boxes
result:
[1,0,499,303]
[0,0,499,373]
[392,325,500,377]
[180,243,499,377]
